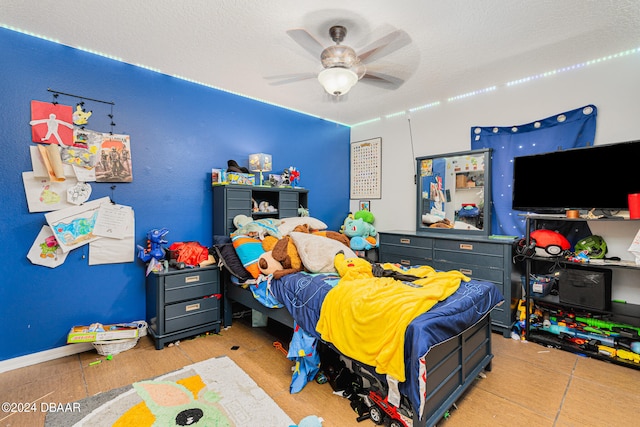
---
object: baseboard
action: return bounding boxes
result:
[0,343,93,374]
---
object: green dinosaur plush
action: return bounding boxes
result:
[354,209,375,224]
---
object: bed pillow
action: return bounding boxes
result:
[289,231,357,273]
[213,243,252,282]
[231,235,265,279]
[278,217,328,236]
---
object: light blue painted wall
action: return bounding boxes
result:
[0,28,351,361]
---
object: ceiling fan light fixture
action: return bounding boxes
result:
[318,67,358,96]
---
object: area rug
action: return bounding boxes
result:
[45,356,294,426]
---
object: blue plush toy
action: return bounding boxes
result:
[342,216,378,251]
[349,236,375,251]
[290,415,323,427]
[343,217,376,239]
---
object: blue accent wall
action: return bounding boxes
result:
[0,28,351,361]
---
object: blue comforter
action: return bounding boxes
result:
[268,271,504,415]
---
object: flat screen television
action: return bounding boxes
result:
[512,140,640,213]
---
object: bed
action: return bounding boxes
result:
[215,222,504,427]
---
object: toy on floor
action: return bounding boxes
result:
[289,415,323,427]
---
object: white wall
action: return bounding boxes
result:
[351,53,640,302]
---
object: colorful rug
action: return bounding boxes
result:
[45,356,293,426]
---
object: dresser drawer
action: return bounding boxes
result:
[379,246,432,266]
[165,296,220,333]
[433,260,504,283]
[164,269,219,304]
[380,233,432,248]
[380,251,431,266]
[434,239,503,255]
[433,240,504,269]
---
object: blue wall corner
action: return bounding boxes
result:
[0,28,351,361]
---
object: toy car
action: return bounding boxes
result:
[365,390,411,427]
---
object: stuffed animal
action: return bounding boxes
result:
[261,235,304,279]
[429,218,453,228]
[354,209,374,224]
[231,214,281,239]
[342,216,378,250]
[312,230,351,248]
[258,201,277,213]
[292,223,351,248]
[289,166,300,187]
[257,251,284,276]
[289,415,323,427]
[349,236,375,251]
[334,251,373,281]
[298,205,309,217]
[342,216,376,239]
[281,168,291,186]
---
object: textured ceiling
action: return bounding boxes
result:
[2,0,640,125]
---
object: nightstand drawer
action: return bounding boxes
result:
[165,296,220,333]
[164,269,219,304]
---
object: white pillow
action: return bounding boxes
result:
[289,232,356,274]
[278,217,327,236]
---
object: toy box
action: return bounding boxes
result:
[227,172,255,185]
[211,168,255,186]
[67,323,140,343]
[559,266,612,310]
[522,274,554,297]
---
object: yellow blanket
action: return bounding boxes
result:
[316,265,467,382]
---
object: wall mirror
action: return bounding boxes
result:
[416,148,492,236]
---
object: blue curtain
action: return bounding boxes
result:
[471,105,597,237]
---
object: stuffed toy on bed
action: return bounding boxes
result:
[231,214,282,239]
[260,235,304,279]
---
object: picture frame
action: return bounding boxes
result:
[350,137,382,199]
[359,200,370,211]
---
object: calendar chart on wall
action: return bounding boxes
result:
[350,137,382,199]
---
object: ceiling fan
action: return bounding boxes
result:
[268,25,410,96]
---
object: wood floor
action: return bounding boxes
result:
[1,314,640,427]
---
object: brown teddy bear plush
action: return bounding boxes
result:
[429,218,453,228]
[260,235,304,279]
[292,224,351,248]
[257,251,284,276]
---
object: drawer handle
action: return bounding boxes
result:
[400,238,411,244]
[460,268,473,275]
[185,303,200,312]
[459,244,473,251]
[185,275,200,283]
[400,259,410,266]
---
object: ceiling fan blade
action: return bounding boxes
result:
[286,28,325,60]
[361,71,405,89]
[264,72,317,86]
[357,29,411,64]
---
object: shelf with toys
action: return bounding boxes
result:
[521,214,640,369]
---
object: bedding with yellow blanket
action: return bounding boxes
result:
[315,263,468,382]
